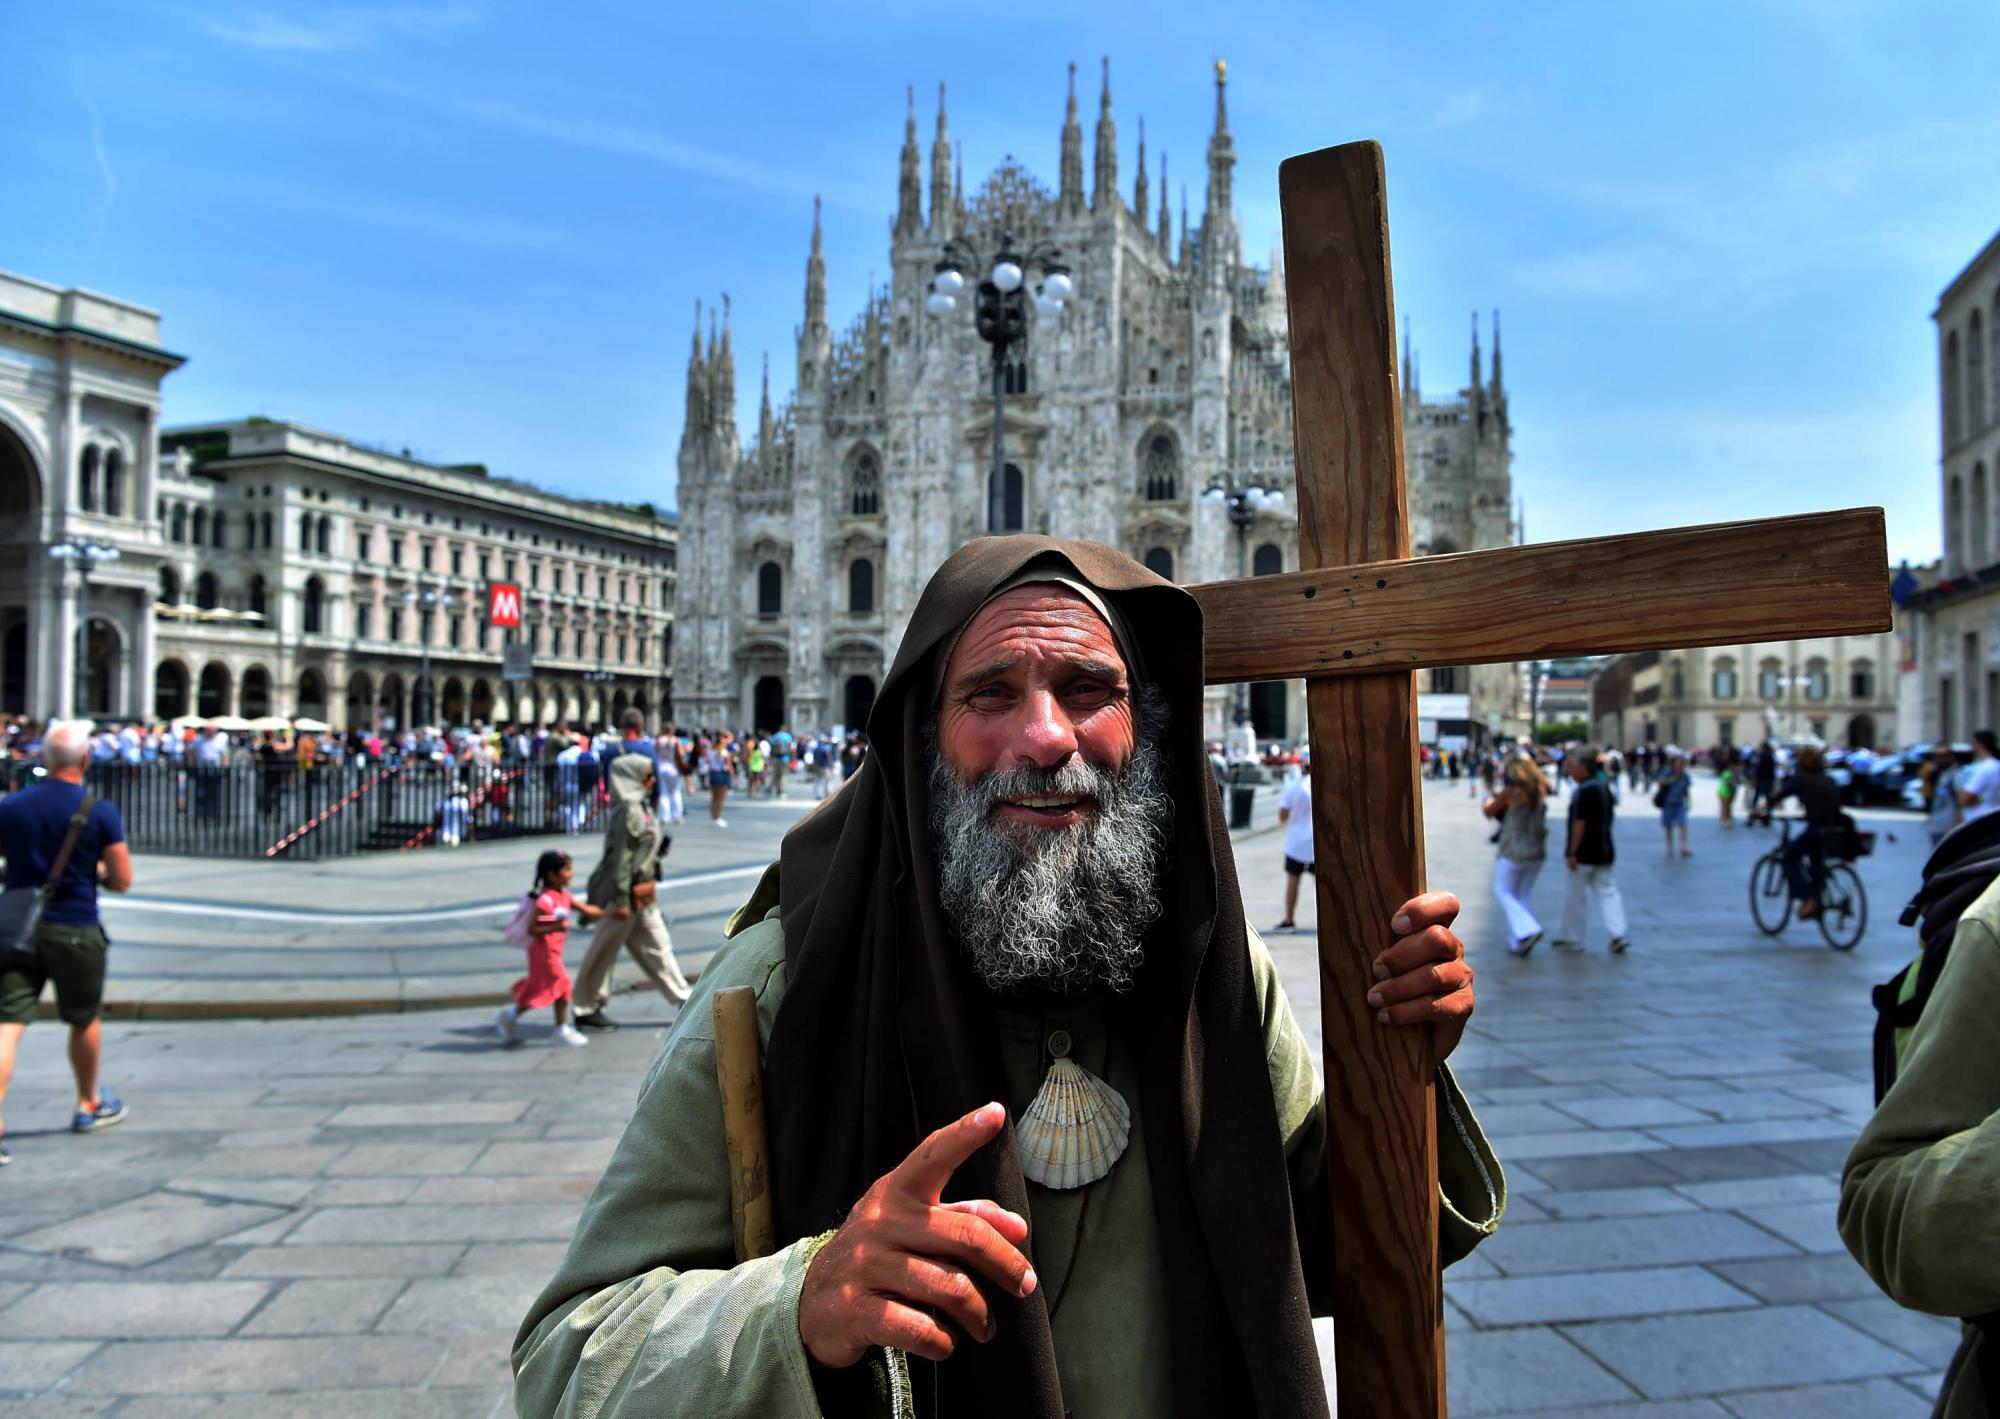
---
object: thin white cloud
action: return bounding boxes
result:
[70,58,116,203]
[204,2,485,53]
[1507,242,1676,298]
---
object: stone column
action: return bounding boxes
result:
[134,588,158,720]
[139,405,160,531]
[50,572,78,719]
[60,388,82,523]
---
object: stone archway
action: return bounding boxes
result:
[197,662,232,719]
[297,667,328,721]
[83,618,122,718]
[843,675,876,732]
[754,676,784,735]
[470,677,495,723]
[154,659,191,720]
[241,665,273,719]
[441,676,466,725]
[379,672,406,731]
[346,670,374,731]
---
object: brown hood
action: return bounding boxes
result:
[764,535,1325,1419]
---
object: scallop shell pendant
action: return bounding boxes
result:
[1015,1036,1130,1190]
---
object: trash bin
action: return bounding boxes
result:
[1229,784,1256,829]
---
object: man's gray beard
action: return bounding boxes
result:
[926,697,1173,997]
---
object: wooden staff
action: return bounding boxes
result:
[712,985,776,1263]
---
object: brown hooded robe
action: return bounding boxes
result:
[765,536,1328,1419]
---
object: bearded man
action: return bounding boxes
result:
[513,538,1503,1418]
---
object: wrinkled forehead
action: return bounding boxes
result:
[936,582,1134,696]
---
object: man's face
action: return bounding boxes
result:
[1566,755,1589,781]
[936,585,1135,832]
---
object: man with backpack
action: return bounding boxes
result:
[1841,818,1999,1417]
[0,721,134,1167]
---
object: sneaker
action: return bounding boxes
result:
[1609,937,1630,954]
[1515,932,1541,957]
[554,1025,590,1047]
[494,1006,520,1046]
[72,1094,129,1133]
[1270,920,1296,934]
[714,818,728,828]
[1550,938,1584,953]
[573,1011,620,1032]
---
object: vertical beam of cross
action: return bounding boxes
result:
[1279,141,1444,1416]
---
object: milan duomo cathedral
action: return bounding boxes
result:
[673,61,1523,744]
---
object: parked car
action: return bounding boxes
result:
[1863,745,1930,806]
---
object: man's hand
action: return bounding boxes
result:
[799,1102,1036,1368]
[1367,892,1475,1068]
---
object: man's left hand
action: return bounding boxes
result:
[1368,892,1474,1068]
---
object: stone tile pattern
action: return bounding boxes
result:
[0,775,1958,1414]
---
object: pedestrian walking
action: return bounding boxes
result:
[806,735,835,799]
[698,736,730,827]
[1553,747,1629,954]
[745,735,768,798]
[1747,741,1778,826]
[1655,749,1693,859]
[1272,754,1314,932]
[769,725,793,799]
[654,726,686,825]
[1485,753,1550,955]
[0,721,133,1167]
[497,849,602,1048]
[571,754,690,1031]
[1717,752,1737,829]
[1923,743,1963,846]
[1955,729,2000,823]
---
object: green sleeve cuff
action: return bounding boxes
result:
[1437,1064,1506,1266]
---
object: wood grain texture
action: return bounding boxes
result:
[1279,140,1445,1416]
[712,986,776,1264]
[1194,507,1890,683]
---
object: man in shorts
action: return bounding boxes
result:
[0,721,134,1166]
[1274,751,1314,932]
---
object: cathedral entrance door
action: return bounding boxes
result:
[843,675,876,732]
[753,676,784,734]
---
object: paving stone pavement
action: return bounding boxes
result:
[0,770,1960,1414]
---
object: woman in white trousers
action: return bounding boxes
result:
[1484,753,1551,955]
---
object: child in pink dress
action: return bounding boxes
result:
[497,850,602,1047]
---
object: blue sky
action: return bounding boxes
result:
[7,1,1993,563]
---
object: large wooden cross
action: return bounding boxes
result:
[1186,143,1891,1417]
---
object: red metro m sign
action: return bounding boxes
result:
[487,582,523,628]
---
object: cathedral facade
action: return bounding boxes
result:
[673,62,1521,744]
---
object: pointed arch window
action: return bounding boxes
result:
[758,561,783,616]
[848,558,875,614]
[848,448,881,516]
[315,515,330,555]
[1140,434,1178,501]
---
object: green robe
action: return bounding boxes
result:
[1841,885,2000,1419]
[512,890,1506,1417]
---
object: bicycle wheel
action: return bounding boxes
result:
[1817,864,1868,951]
[1749,854,1791,935]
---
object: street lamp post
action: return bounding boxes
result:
[49,540,122,719]
[403,584,445,728]
[925,230,1073,521]
[1200,475,1286,754]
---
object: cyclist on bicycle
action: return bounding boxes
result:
[1769,744,1844,920]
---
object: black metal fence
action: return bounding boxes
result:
[45,758,615,860]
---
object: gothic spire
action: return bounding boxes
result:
[929,82,952,233]
[714,292,736,427]
[1134,116,1149,233]
[1402,314,1413,401]
[1057,62,1085,217]
[1489,308,1504,397]
[1158,151,1172,260]
[895,84,922,238]
[804,195,827,334]
[1179,183,1192,267]
[953,141,964,219]
[757,350,774,453]
[683,298,707,443]
[1469,309,1481,397]
[1203,59,1237,272]
[1091,56,1118,214]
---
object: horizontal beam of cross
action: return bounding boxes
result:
[1192,507,1889,685]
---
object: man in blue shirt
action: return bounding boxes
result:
[0,721,135,1166]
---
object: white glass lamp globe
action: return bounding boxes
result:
[1042,270,1073,300]
[991,260,1024,293]
[1034,296,1060,319]
[1264,490,1286,507]
[926,292,955,316]
[1201,486,1226,506]
[934,268,966,296]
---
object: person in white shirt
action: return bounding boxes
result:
[1273,753,1315,932]
[1955,729,2000,823]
